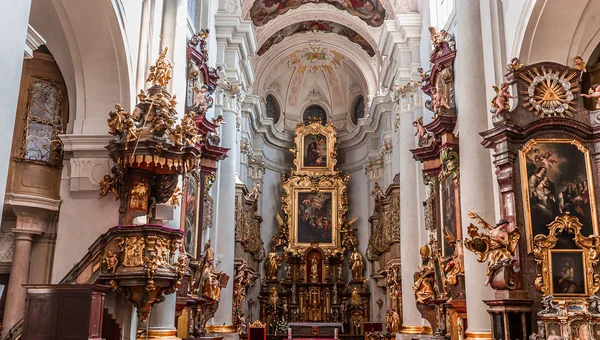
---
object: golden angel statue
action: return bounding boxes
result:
[573,55,587,71]
[349,247,365,281]
[463,211,520,287]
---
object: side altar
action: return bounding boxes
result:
[259,119,370,336]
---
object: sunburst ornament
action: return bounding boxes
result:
[288,43,345,74]
[520,66,580,117]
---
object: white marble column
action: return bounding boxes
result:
[210,84,242,330]
[0,0,32,220]
[455,0,496,338]
[135,0,153,92]
[396,96,423,331]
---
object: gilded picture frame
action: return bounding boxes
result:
[549,249,587,297]
[519,139,598,252]
[293,120,338,175]
[181,171,201,257]
[532,213,600,297]
[288,185,342,252]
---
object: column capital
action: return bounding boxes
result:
[216,78,247,130]
[10,228,41,242]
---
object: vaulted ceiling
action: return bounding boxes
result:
[244,0,419,132]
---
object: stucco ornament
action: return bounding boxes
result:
[520,67,579,117]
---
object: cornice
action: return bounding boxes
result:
[60,134,113,158]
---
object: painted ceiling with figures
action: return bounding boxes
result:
[247,0,419,132]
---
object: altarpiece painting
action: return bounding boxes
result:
[296,191,334,244]
[520,139,598,251]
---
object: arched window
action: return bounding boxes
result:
[351,95,365,125]
[265,94,281,122]
[303,105,327,125]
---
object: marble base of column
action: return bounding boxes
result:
[2,229,39,336]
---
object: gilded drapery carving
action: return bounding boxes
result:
[367,185,400,261]
[235,191,266,261]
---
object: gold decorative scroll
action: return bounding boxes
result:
[533,213,600,297]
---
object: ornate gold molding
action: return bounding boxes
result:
[204,324,237,333]
[399,325,433,335]
[533,213,600,297]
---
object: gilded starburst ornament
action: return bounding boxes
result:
[519,66,580,117]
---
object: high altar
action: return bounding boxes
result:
[259,119,370,337]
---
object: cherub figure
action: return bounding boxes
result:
[507,57,523,71]
[193,85,209,114]
[413,117,427,140]
[245,182,261,201]
[464,212,520,287]
[431,87,450,115]
[107,104,138,142]
[491,83,514,118]
[582,84,600,110]
[211,115,225,136]
[103,250,119,273]
[573,55,587,72]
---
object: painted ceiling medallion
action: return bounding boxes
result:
[250,0,386,27]
[519,66,580,117]
[257,20,376,57]
[288,44,346,74]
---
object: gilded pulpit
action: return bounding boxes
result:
[259,119,369,337]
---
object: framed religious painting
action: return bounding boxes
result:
[519,139,598,252]
[302,134,327,168]
[181,172,201,256]
[294,120,337,175]
[293,190,338,248]
[439,173,461,258]
[549,249,587,297]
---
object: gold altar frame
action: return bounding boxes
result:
[293,120,338,176]
[519,139,598,253]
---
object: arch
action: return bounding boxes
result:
[29,0,133,134]
[517,0,600,64]
[257,20,376,57]
[249,0,388,27]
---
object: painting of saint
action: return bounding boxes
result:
[250,0,386,28]
[551,251,586,296]
[297,192,333,244]
[440,176,457,257]
[303,134,327,167]
[183,174,198,255]
[522,141,596,246]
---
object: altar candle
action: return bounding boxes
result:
[334,328,338,340]
[288,327,292,340]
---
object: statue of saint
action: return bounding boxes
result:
[266,248,282,279]
[310,258,319,283]
[350,247,364,281]
[200,242,223,302]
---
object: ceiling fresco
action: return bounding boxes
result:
[250,0,386,27]
[256,20,377,57]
